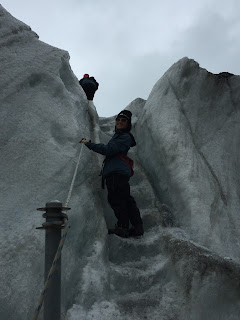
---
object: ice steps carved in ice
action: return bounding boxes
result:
[98,115,169,318]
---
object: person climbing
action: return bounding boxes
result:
[79,74,99,100]
[80,110,144,238]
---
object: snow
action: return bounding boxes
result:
[1,4,240,320]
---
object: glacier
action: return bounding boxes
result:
[1,5,240,320]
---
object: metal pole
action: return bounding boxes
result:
[36,200,69,320]
[44,201,62,320]
[34,201,70,320]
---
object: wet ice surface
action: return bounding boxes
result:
[1,5,240,320]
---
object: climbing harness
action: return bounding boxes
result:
[32,144,84,320]
[118,153,134,176]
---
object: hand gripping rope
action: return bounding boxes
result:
[32,143,84,320]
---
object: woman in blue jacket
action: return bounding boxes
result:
[81,110,144,238]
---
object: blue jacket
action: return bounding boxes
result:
[85,131,136,179]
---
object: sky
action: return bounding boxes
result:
[1,0,240,117]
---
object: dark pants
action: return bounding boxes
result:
[106,173,143,228]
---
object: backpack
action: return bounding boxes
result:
[118,153,134,176]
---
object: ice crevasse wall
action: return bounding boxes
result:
[136,58,240,257]
[0,5,107,319]
[1,4,240,320]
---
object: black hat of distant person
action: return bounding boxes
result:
[116,110,132,132]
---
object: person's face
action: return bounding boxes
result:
[116,117,128,130]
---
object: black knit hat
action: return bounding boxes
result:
[116,110,132,121]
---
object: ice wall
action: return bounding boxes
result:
[0,5,107,319]
[136,57,240,259]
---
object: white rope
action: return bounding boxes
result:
[65,143,84,208]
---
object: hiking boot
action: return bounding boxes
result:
[129,224,144,237]
[108,225,129,238]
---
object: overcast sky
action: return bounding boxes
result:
[1,0,240,116]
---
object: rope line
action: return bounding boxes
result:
[65,143,84,208]
[33,143,84,320]
[33,226,70,320]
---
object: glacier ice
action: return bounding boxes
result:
[136,58,240,258]
[1,4,240,320]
